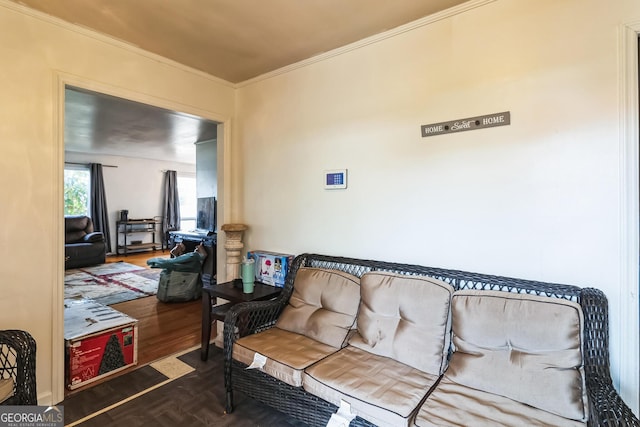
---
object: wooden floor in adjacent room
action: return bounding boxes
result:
[65,251,203,396]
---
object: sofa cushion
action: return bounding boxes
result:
[233,327,338,387]
[65,215,94,243]
[275,267,360,348]
[0,378,14,403]
[445,290,588,422]
[348,272,453,374]
[303,345,439,427]
[414,375,586,427]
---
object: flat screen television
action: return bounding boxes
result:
[196,196,216,232]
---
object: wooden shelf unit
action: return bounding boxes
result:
[116,218,160,256]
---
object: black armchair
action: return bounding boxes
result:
[0,330,37,405]
[65,215,106,269]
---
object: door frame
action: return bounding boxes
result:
[619,21,640,415]
[52,72,232,403]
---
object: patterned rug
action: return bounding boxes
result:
[65,262,161,305]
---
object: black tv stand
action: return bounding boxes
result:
[168,231,217,286]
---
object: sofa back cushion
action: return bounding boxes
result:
[65,215,94,243]
[349,272,454,375]
[275,267,361,348]
[447,290,588,422]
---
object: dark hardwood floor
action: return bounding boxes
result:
[65,251,203,396]
[63,347,306,426]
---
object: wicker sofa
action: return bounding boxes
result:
[0,330,37,405]
[223,253,639,426]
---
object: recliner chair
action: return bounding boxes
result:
[65,215,106,269]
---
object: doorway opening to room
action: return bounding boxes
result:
[62,85,220,395]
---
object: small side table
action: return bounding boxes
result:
[201,280,282,360]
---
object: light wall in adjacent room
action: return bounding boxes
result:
[64,152,196,251]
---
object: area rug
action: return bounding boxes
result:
[65,262,161,305]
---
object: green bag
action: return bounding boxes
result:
[147,251,204,273]
[156,270,202,302]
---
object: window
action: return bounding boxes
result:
[64,166,90,216]
[177,174,196,230]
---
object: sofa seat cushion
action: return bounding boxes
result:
[233,327,338,387]
[446,290,588,422]
[303,346,439,427]
[349,272,454,375]
[414,375,587,427]
[0,378,14,403]
[276,267,361,348]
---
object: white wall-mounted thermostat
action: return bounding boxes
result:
[324,169,347,189]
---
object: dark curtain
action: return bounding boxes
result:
[162,170,181,247]
[90,163,112,253]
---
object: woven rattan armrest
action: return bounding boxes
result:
[586,375,640,426]
[223,299,284,348]
[223,298,286,412]
[580,287,639,426]
[223,254,303,414]
[0,330,37,406]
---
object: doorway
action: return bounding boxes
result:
[54,74,229,403]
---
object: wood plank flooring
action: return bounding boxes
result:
[112,295,201,366]
[65,252,204,396]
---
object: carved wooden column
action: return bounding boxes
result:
[221,223,248,281]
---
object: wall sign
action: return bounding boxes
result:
[421,111,510,138]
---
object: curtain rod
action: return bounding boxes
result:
[66,162,118,168]
[161,169,195,174]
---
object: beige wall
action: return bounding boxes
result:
[0,1,234,404]
[236,0,640,413]
[2,0,639,414]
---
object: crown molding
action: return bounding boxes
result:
[0,0,236,89]
[2,0,495,90]
[237,0,496,88]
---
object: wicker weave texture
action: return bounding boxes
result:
[224,253,639,427]
[0,330,37,405]
[233,359,376,427]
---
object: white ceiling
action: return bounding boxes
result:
[64,87,219,164]
[17,0,470,163]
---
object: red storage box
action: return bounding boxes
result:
[64,299,138,389]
